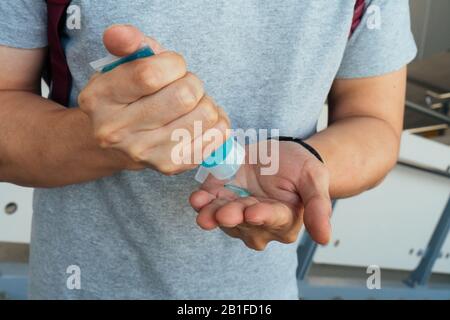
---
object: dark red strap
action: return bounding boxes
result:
[46,0,72,107]
[350,0,366,37]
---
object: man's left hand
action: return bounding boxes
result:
[189,140,332,250]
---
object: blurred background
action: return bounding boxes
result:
[1,0,449,300]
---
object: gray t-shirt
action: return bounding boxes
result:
[0,0,416,299]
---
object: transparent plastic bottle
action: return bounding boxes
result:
[195,137,251,197]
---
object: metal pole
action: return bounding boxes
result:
[404,196,450,287]
[297,232,318,281]
[405,100,450,124]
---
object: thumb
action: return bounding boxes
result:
[302,195,332,245]
[103,24,166,57]
[297,161,332,245]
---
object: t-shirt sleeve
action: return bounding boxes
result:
[0,0,48,49]
[336,0,417,79]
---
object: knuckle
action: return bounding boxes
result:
[156,162,178,176]
[78,89,96,113]
[128,146,147,163]
[245,239,267,251]
[167,51,187,70]
[198,98,219,127]
[280,233,299,244]
[94,131,109,148]
[216,106,231,128]
[186,72,204,91]
[94,126,120,147]
[252,243,267,251]
[175,83,199,112]
[134,63,161,91]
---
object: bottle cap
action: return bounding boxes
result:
[89,45,154,73]
[195,137,245,183]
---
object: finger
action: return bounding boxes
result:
[190,190,215,211]
[135,95,219,149]
[110,95,220,148]
[197,106,231,159]
[303,195,332,245]
[196,198,228,230]
[215,197,259,228]
[297,159,332,245]
[244,201,294,227]
[108,104,227,164]
[187,111,229,165]
[101,51,187,105]
[193,173,239,204]
[163,95,220,135]
[156,115,228,175]
[103,24,165,56]
[113,72,205,132]
[215,106,231,130]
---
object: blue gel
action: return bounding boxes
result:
[101,46,155,73]
[224,184,251,198]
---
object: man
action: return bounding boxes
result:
[0,1,416,299]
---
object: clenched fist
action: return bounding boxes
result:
[78,25,230,175]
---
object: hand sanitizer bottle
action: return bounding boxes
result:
[195,137,251,197]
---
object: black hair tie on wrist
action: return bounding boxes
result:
[270,136,324,163]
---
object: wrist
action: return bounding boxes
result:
[303,138,326,165]
[271,136,324,163]
[107,148,145,171]
[66,108,144,172]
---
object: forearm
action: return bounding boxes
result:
[306,116,400,199]
[0,91,130,187]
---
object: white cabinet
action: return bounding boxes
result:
[0,184,33,244]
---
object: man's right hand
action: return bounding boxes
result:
[78,25,230,175]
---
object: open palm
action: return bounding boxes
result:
[189,141,332,250]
